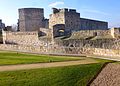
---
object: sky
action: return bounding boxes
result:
[0,0,120,28]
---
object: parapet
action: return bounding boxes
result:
[52,8,77,14]
[69,9,76,12]
[19,8,44,14]
[59,8,68,12]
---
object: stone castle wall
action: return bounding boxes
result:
[2,31,54,47]
[18,8,108,37]
[65,9,81,31]
[1,8,119,57]
[0,44,120,57]
[54,38,120,50]
[71,29,112,37]
[18,8,44,31]
[49,8,81,32]
[113,28,120,38]
[49,9,65,29]
[3,31,41,45]
[0,44,49,53]
[80,18,108,30]
[49,8,108,36]
[39,28,52,37]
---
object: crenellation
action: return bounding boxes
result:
[69,9,76,12]
[60,8,68,13]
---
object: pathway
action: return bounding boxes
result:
[90,63,120,86]
[0,59,98,72]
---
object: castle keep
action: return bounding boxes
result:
[1,8,120,57]
[18,8,48,31]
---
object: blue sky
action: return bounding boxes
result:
[0,0,120,27]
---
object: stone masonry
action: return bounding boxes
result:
[49,8,81,35]
[18,8,109,37]
[18,8,44,31]
[49,8,108,37]
[80,18,108,30]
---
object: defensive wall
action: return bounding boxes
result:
[49,8,108,36]
[2,31,53,46]
[0,44,119,57]
[2,31,41,45]
[1,30,120,57]
[71,29,112,38]
[112,28,120,38]
[80,18,108,30]
[54,39,120,50]
[2,29,120,49]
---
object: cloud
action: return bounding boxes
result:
[49,1,64,7]
[81,9,109,15]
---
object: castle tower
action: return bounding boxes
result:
[49,8,81,33]
[18,8,44,31]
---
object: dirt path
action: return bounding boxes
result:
[90,63,120,86]
[0,59,98,72]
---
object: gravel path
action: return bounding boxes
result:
[90,63,120,86]
[0,59,97,72]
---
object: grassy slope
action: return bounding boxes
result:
[0,52,82,65]
[0,63,104,86]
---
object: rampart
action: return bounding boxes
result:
[54,39,120,50]
[3,31,40,45]
[2,30,120,50]
[71,29,112,38]
[0,44,119,57]
[80,18,108,30]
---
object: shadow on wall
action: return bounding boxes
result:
[39,31,47,37]
[4,41,18,45]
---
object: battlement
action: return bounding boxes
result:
[52,8,77,14]
[19,8,44,20]
[69,9,76,12]
[19,8,44,13]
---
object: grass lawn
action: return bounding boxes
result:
[0,51,83,65]
[0,63,105,86]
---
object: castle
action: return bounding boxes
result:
[0,8,120,57]
[18,8,108,37]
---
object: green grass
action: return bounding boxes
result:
[0,63,104,86]
[89,57,113,63]
[0,51,83,65]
